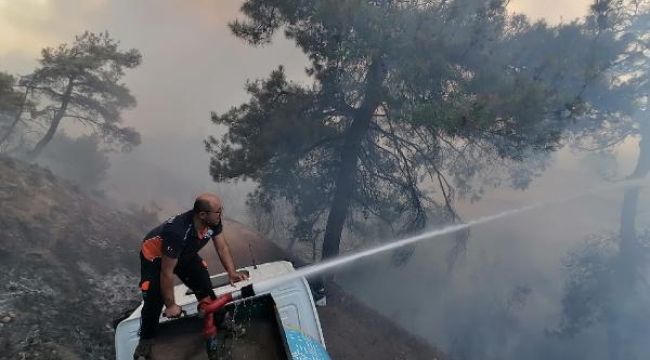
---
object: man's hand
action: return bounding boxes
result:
[163,303,183,318]
[229,271,249,286]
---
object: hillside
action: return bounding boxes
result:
[0,156,147,360]
[0,156,446,360]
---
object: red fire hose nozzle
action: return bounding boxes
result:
[198,293,234,339]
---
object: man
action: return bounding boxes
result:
[133,193,248,360]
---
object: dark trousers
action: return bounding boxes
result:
[138,252,216,339]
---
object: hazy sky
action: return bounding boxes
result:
[0,0,593,131]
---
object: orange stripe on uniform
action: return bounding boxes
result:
[141,281,150,291]
[141,236,163,261]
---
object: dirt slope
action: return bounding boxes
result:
[0,156,446,360]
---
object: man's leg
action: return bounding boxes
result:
[135,254,164,359]
[174,255,215,301]
[175,256,244,336]
[175,255,224,358]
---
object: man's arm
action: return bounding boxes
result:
[160,254,183,317]
[213,232,248,285]
[160,254,178,307]
[157,219,185,318]
[213,232,236,274]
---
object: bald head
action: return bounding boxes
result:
[193,193,222,213]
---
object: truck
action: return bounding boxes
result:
[114,261,331,360]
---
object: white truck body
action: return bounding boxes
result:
[114,261,326,360]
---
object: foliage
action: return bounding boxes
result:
[209,0,629,261]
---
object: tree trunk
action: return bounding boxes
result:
[608,119,650,360]
[27,78,75,160]
[0,87,29,148]
[321,57,384,260]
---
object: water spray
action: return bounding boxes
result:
[249,177,650,291]
[206,179,650,311]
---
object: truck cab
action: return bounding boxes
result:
[114,261,329,360]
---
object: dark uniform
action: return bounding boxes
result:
[138,210,222,339]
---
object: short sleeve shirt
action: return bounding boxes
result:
[141,210,222,262]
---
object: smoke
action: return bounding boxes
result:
[336,144,650,359]
[0,0,310,218]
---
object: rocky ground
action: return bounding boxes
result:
[0,156,145,359]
